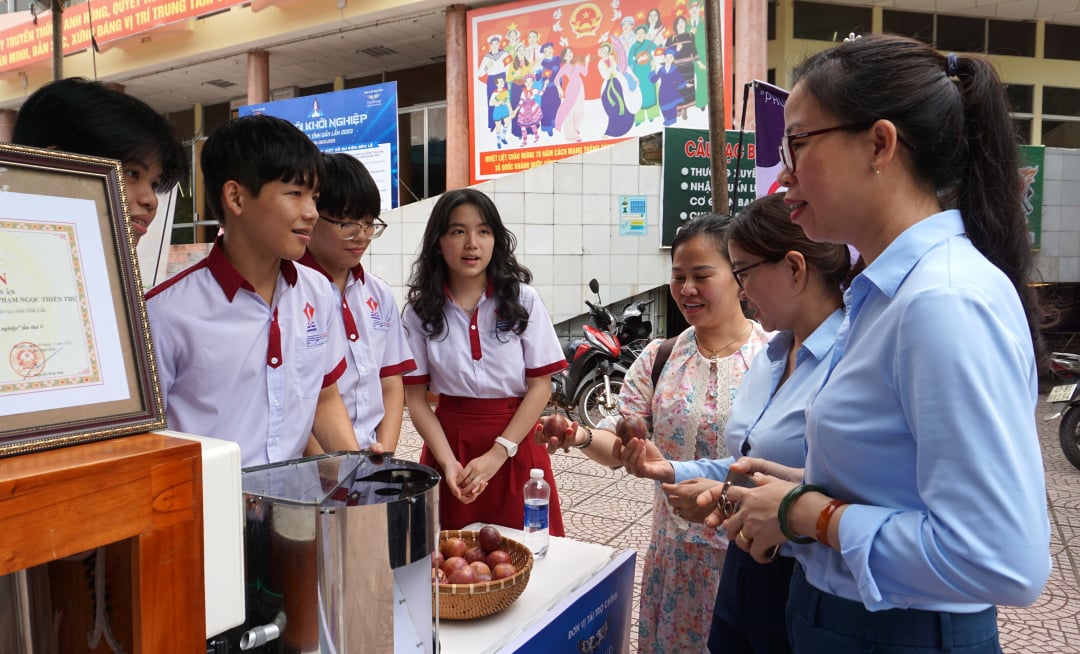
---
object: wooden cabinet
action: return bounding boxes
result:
[0,433,205,653]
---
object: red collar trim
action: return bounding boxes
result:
[207,236,298,302]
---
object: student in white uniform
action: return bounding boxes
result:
[12,77,188,244]
[299,153,416,452]
[146,115,359,467]
[402,188,568,533]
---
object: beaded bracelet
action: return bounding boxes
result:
[777,484,825,544]
[815,499,848,548]
[574,425,594,450]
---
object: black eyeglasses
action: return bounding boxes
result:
[318,215,387,240]
[779,122,915,174]
[731,260,773,289]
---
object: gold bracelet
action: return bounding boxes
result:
[574,426,594,449]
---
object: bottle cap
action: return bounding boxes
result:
[530,468,543,479]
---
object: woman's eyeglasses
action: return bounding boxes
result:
[731,260,770,289]
[318,215,388,240]
[779,122,915,174]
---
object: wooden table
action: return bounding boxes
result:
[0,433,205,653]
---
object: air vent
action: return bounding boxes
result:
[358,45,398,58]
[204,78,237,88]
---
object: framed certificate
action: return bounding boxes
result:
[0,144,165,457]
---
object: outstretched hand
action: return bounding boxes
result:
[619,436,674,482]
[534,414,578,454]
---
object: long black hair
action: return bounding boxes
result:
[792,34,1045,362]
[406,188,532,338]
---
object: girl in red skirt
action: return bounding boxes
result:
[403,188,567,535]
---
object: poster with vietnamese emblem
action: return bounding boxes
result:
[467,0,733,183]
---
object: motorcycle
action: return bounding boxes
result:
[550,280,628,429]
[1045,351,1080,470]
[615,298,654,368]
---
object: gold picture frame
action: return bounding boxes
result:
[0,144,165,457]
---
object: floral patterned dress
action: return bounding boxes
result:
[600,324,769,653]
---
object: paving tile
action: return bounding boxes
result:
[571,495,652,522]
[561,510,633,545]
[598,473,659,505]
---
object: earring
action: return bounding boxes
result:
[871,162,880,174]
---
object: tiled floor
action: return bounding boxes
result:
[396,392,1080,653]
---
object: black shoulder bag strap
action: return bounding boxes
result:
[650,337,677,389]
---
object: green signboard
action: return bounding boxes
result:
[1018,144,1044,250]
[661,128,757,247]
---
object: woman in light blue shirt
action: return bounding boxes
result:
[712,34,1050,654]
[621,194,848,653]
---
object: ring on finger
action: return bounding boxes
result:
[738,529,753,545]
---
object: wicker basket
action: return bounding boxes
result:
[435,529,534,620]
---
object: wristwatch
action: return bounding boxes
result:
[494,436,518,457]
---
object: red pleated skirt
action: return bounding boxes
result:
[420,395,565,536]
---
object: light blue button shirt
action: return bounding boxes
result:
[800,210,1051,613]
[671,309,843,484]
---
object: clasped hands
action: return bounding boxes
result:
[442,447,505,504]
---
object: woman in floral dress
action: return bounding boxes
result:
[538,213,768,652]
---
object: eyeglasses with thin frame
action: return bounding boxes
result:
[731,259,776,289]
[318,215,388,240]
[778,122,915,174]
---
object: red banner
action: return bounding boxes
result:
[0,0,247,73]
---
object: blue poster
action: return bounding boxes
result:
[240,83,399,210]
[507,550,635,653]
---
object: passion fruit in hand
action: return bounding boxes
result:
[615,415,649,445]
[543,412,572,446]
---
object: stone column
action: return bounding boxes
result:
[0,109,16,143]
[248,50,270,105]
[734,0,768,130]
[444,4,469,191]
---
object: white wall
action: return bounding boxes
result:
[368,136,672,324]
[1035,147,1080,283]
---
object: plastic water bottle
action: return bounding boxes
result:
[523,468,550,558]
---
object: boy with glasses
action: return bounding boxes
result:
[300,153,415,453]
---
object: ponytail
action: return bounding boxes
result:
[952,55,1046,363]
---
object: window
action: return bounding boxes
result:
[1046,24,1080,62]
[1042,121,1080,148]
[793,1,872,42]
[1043,87,1080,149]
[1013,119,1032,145]
[988,20,1034,57]
[1005,85,1034,145]
[399,103,446,205]
[767,1,776,41]
[936,15,985,53]
[882,10,933,45]
[1006,85,1034,114]
[1043,87,1080,118]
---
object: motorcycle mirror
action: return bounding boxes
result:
[588,279,600,294]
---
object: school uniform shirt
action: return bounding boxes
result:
[670,309,843,484]
[801,210,1050,612]
[146,239,347,467]
[401,283,566,397]
[298,253,416,448]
